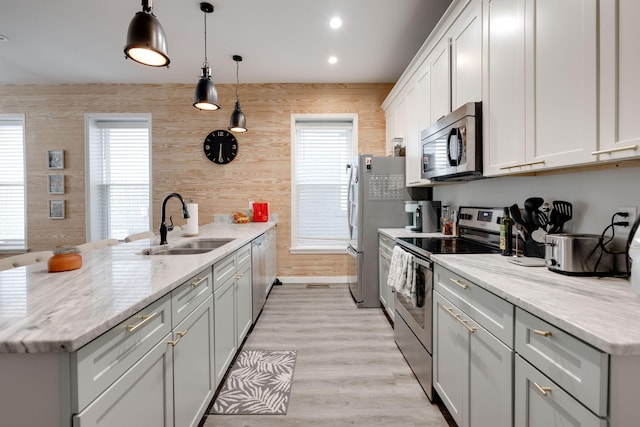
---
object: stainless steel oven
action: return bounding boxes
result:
[393,250,433,400]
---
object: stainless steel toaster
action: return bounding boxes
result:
[544,233,614,276]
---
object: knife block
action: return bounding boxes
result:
[523,238,545,258]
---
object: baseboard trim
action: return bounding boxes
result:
[278,276,352,284]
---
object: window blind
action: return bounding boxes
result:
[87,116,151,241]
[293,119,354,249]
[0,117,25,250]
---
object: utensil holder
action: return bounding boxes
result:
[523,238,545,258]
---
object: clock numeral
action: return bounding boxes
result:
[217,131,225,137]
[205,144,210,150]
[232,144,237,149]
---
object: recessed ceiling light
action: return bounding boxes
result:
[329,17,342,29]
[0,35,9,42]
[328,56,338,65]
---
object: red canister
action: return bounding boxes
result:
[252,202,269,222]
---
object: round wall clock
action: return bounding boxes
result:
[203,129,238,164]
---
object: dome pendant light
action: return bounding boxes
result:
[124,0,170,67]
[193,2,220,111]
[229,55,248,132]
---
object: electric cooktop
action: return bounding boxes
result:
[395,206,506,258]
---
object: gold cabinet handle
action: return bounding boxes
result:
[444,307,476,333]
[450,278,469,290]
[533,329,553,337]
[167,330,188,347]
[190,276,207,288]
[234,274,243,280]
[380,252,391,261]
[499,160,545,170]
[126,312,158,333]
[533,382,552,396]
[591,145,637,156]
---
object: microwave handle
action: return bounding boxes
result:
[447,128,457,166]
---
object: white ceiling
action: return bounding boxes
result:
[0,0,452,85]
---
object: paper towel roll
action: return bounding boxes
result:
[186,203,199,235]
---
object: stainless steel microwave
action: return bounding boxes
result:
[421,102,483,181]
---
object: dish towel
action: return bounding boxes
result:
[388,246,414,299]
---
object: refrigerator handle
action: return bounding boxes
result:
[346,164,354,239]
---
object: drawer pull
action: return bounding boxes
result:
[444,307,476,333]
[167,330,188,347]
[591,145,637,156]
[533,382,552,396]
[499,160,545,170]
[450,278,469,289]
[190,276,208,288]
[234,274,243,280]
[126,312,158,333]
[533,329,553,337]
[380,252,391,261]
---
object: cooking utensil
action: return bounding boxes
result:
[509,204,530,234]
[549,201,573,233]
[524,197,544,229]
[531,228,547,243]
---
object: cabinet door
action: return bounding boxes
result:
[451,0,483,111]
[468,317,513,427]
[430,36,451,123]
[236,260,253,344]
[173,296,215,427]
[214,277,237,385]
[378,248,391,317]
[433,291,467,427]
[73,334,173,427]
[405,83,423,186]
[514,356,606,427]
[524,0,597,169]
[482,0,526,176]
[598,0,640,161]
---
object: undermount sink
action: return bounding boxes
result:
[142,238,235,255]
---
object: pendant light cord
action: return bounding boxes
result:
[235,60,240,100]
[203,11,208,66]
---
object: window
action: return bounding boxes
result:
[0,115,25,251]
[291,114,358,253]
[86,114,151,241]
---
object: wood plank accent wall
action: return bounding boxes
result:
[0,83,392,278]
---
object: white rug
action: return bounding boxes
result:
[211,350,297,415]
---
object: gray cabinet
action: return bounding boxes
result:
[378,233,394,320]
[213,242,253,385]
[514,308,608,426]
[433,264,514,427]
[264,227,277,295]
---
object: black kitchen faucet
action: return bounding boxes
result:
[159,192,190,245]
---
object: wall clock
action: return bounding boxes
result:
[203,130,238,164]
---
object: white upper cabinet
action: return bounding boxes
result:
[597,0,640,161]
[450,0,483,111]
[430,36,452,124]
[484,0,598,176]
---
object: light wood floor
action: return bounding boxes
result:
[203,283,450,427]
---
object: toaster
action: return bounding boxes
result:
[544,234,614,276]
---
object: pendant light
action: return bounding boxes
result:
[124,0,170,67]
[229,55,248,132]
[193,2,220,111]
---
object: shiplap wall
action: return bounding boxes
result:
[0,83,392,278]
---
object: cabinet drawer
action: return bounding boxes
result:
[236,242,251,268]
[434,264,514,346]
[72,294,172,412]
[379,234,395,252]
[515,356,607,427]
[515,308,608,416]
[172,267,213,327]
[213,252,236,290]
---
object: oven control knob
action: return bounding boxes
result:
[546,258,558,267]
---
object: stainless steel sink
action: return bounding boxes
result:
[175,238,234,250]
[141,238,234,255]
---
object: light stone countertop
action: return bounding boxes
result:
[378,228,445,239]
[0,221,276,353]
[431,253,640,356]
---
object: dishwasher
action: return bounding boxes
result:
[251,233,267,323]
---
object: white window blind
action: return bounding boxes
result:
[86,115,151,241]
[292,115,357,251]
[0,116,25,250]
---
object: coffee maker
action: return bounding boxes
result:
[405,201,441,232]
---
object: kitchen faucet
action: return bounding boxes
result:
[159,193,190,245]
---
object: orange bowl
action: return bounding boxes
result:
[48,253,82,273]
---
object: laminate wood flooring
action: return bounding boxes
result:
[203,283,449,427]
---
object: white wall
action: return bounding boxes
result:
[433,165,640,239]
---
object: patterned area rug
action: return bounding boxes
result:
[211,350,297,415]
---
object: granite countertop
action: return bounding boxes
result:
[431,253,640,356]
[378,228,446,239]
[0,221,276,354]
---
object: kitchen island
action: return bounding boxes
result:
[0,220,276,427]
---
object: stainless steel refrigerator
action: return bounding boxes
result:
[346,154,410,307]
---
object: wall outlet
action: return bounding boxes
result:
[615,206,637,233]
